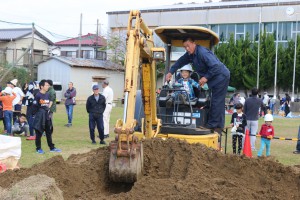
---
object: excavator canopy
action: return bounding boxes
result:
[154,26,219,49]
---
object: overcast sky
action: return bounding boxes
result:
[0,0,220,42]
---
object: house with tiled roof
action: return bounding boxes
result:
[38,56,124,101]
[0,28,53,71]
[53,33,107,60]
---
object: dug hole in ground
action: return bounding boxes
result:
[0,138,299,200]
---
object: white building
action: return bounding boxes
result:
[38,56,124,102]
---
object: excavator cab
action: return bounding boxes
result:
[154,26,220,143]
[109,11,221,183]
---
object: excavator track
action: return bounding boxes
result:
[109,140,143,183]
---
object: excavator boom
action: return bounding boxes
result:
[109,10,164,183]
[109,10,220,183]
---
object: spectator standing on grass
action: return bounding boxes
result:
[0,87,16,135]
[102,80,114,138]
[32,79,61,154]
[284,93,291,117]
[244,87,264,151]
[64,82,76,127]
[269,97,276,115]
[12,113,29,136]
[0,86,6,134]
[22,83,28,105]
[86,84,106,145]
[7,79,25,124]
[257,114,275,157]
[25,82,36,140]
[230,103,247,155]
[47,80,56,121]
[262,92,270,116]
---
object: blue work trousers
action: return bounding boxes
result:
[89,113,104,142]
[65,105,74,124]
[207,76,229,129]
[257,138,271,157]
[4,110,13,134]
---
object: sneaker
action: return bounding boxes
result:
[100,140,106,145]
[64,123,72,127]
[36,149,45,154]
[50,148,62,153]
[293,150,300,154]
[92,141,96,144]
[26,136,36,140]
[104,134,109,139]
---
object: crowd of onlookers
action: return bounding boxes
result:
[227,88,300,156]
[0,78,114,154]
[228,91,292,117]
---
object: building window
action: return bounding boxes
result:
[235,24,245,40]
[65,51,76,58]
[82,50,92,59]
[96,51,107,60]
[264,23,274,35]
[292,21,300,41]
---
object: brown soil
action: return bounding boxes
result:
[0,138,299,200]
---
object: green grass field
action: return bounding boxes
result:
[4,104,300,168]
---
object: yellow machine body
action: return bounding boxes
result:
[109,10,220,183]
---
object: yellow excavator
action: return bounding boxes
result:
[109,10,220,183]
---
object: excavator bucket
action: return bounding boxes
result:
[109,141,143,183]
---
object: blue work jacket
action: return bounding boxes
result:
[169,45,230,88]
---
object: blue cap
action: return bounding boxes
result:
[92,84,99,90]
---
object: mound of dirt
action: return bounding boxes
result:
[0,138,299,200]
[0,174,63,200]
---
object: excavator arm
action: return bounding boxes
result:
[109,10,165,183]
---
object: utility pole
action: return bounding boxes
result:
[78,13,82,58]
[292,14,299,102]
[257,7,262,89]
[274,0,279,99]
[30,23,35,79]
[95,19,99,59]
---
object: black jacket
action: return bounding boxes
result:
[86,94,106,114]
[33,108,52,133]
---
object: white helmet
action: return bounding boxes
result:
[3,87,12,95]
[264,114,273,122]
[179,64,193,72]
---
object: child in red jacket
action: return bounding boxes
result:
[257,114,275,157]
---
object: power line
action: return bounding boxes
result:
[0,19,31,26]
[35,24,74,39]
[0,18,105,41]
[0,19,75,40]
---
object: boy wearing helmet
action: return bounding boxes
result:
[166,64,200,107]
[257,114,275,157]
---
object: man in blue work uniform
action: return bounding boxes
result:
[166,37,230,132]
[86,84,106,145]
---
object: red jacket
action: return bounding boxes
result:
[259,124,274,138]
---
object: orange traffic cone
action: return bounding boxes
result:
[243,129,252,157]
[0,162,7,173]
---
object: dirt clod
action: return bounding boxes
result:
[0,138,299,199]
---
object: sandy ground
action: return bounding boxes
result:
[0,138,299,200]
